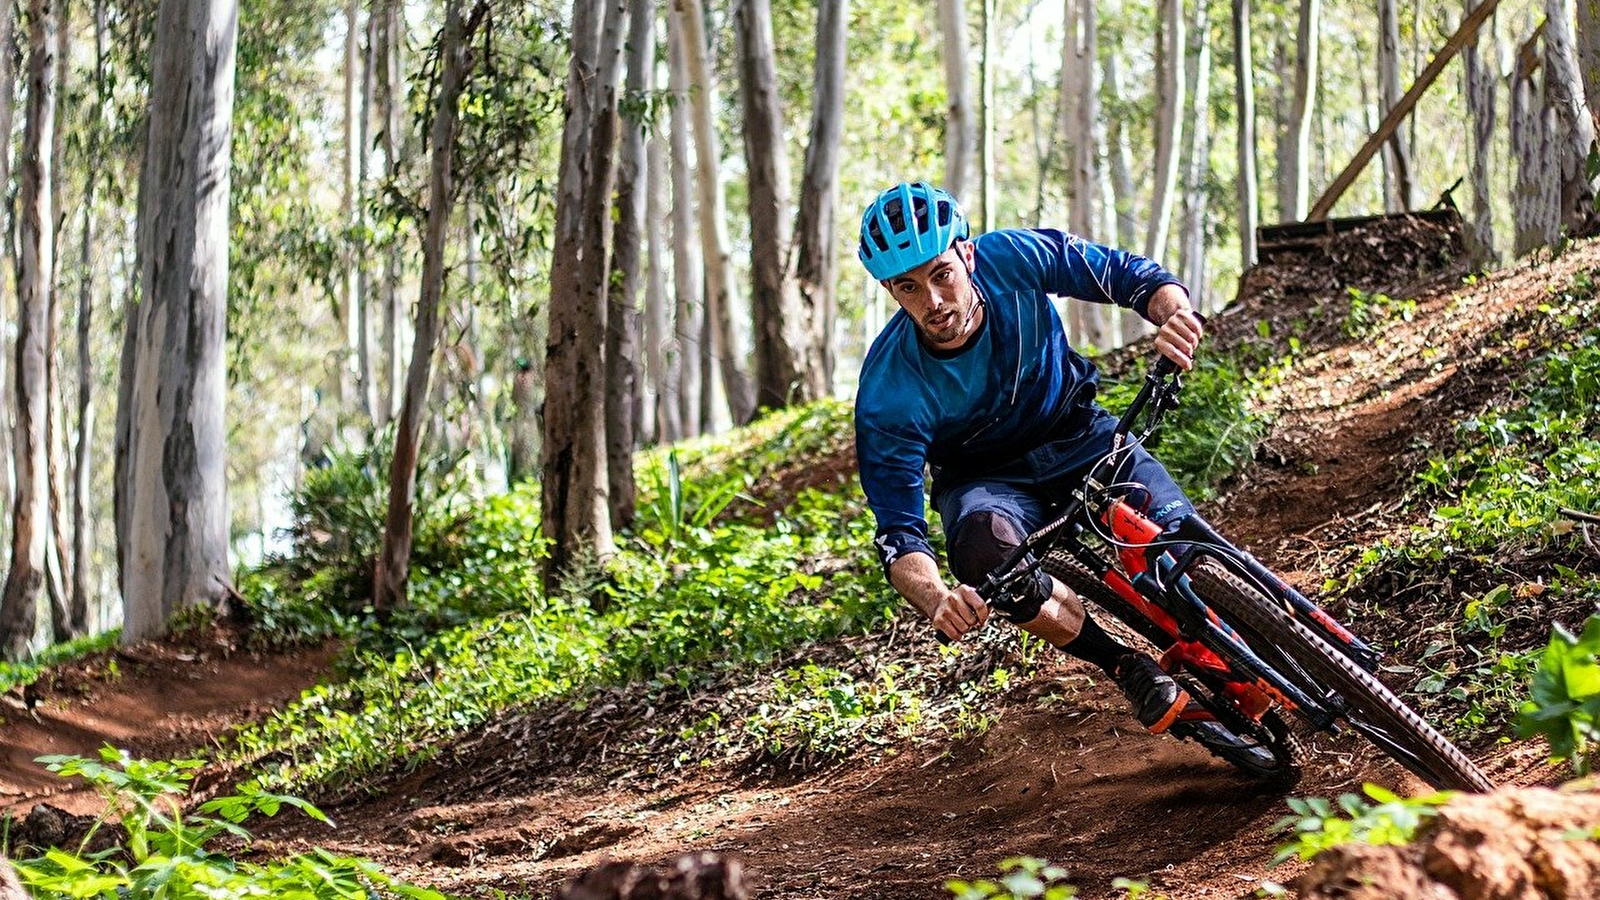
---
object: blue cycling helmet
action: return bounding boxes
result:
[858,182,970,281]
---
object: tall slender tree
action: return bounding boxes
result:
[1177,0,1211,307]
[1576,0,1600,130]
[1,0,58,660]
[374,0,482,613]
[1545,0,1596,234]
[1282,0,1318,221]
[939,0,974,197]
[1377,0,1413,213]
[115,0,239,642]
[1145,0,1184,259]
[666,12,702,438]
[1511,25,1555,255]
[673,0,751,426]
[541,0,625,592]
[606,0,652,529]
[1233,0,1258,269]
[794,0,847,394]
[1463,0,1497,261]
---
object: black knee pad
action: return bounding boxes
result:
[949,512,1051,623]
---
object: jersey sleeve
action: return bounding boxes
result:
[1002,228,1188,321]
[854,404,936,575]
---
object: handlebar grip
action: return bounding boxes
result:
[1153,355,1178,377]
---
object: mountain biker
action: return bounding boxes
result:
[854,181,1221,745]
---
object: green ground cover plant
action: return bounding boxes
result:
[1271,784,1454,864]
[0,630,120,694]
[8,747,446,900]
[1514,613,1600,775]
[229,402,898,790]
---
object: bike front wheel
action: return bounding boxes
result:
[1189,561,1495,793]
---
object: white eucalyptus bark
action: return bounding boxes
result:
[1463,0,1497,261]
[0,0,15,572]
[1577,0,1600,131]
[793,0,847,397]
[1283,0,1318,221]
[340,0,360,412]
[1511,29,1556,255]
[73,0,107,630]
[541,0,624,593]
[375,0,474,613]
[1065,0,1107,347]
[377,0,405,428]
[979,0,996,232]
[666,18,702,438]
[645,130,673,443]
[1,0,56,660]
[1178,0,1212,309]
[1233,0,1258,269]
[1145,0,1185,260]
[118,0,238,643]
[1378,0,1414,212]
[356,6,377,420]
[939,0,975,197]
[673,0,752,426]
[1545,0,1597,233]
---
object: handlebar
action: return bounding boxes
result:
[934,354,1185,645]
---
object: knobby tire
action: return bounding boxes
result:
[1044,550,1303,783]
[1188,561,1494,793]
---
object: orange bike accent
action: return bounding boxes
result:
[1146,686,1191,734]
[1106,499,1163,576]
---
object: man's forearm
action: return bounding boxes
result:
[887,551,947,619]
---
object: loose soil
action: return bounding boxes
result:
[5,226,1600,899]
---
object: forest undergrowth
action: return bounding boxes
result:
[11,239,1600,899]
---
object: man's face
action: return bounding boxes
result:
[883,240,979,349]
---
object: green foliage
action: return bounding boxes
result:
[1271,784,1454,864]
[743,664,920,761]
[946,857,1077,900]
[1342,287,1417,339]
[1515,614,1600,775]
[10,747,445,900]
[230,402,895,790]
[1099,354,1273,500]
[0,631,121,694]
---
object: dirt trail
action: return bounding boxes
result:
[4,231,1597,898]
[0,631,338,816]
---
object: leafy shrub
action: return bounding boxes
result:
[1343,287,1417,338]
[1271,784,1453,863]
[743,664,923,764]
[10,747,445,899]
[0,630,120,694]
[1514,613,1600,775]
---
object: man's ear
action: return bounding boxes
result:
[958,239,976,272]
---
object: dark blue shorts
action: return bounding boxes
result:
[932,404,1194,554]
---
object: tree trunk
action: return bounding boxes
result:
[1065,0,1107,347]
[1377,0,1414,213]
[979,0,996,232]
[356,4,378,421]
[673,0,752,427]
[0,0,17,573]
[73,0,108,632]
[666,12,702,439]
[118,0,238,644]
[1145,0,1185,260]
[1,0,56,660]
[735,0,815,413]
[1178,0,1211,307]
[340,0,361,418]
[645,129,673,443]
[1463,0,1497,263]
[1283,0,1318,221]
[606,0,651,530]
[373,0,475,614]
[541,0,624,595]
[376,0,405,429]
[1545,0,1597,235]
[1233,0,1258,270]
[1511,27,1556,255]
[792,0,847,399]
[1576,0,1600,132]
[939,0,974,197]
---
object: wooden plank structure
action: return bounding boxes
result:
[1257,207,1464,259]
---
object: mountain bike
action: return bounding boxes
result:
[967,357,1494,792]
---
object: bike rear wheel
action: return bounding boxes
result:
[1189,560,1494,793]
[1045,550,1303,784]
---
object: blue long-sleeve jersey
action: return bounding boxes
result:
[855,228,1185,572]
